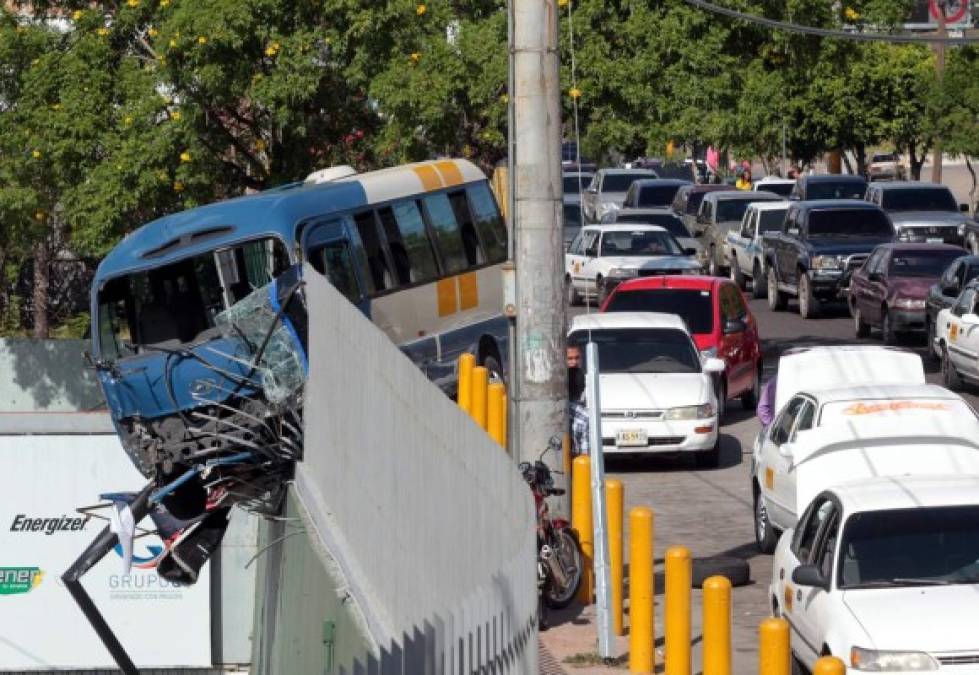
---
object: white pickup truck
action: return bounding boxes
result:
[724,201,788,298]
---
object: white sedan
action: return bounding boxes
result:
[568,312,725,467]
[565,224,701,306]
[934,279,979,390]
[771,475,979,674]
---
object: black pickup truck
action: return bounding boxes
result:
[764,200,895,318]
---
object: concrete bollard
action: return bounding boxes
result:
[758,617,790,675]
[629,506,655,674]
[813,656,846,675]
[571,455,593,603]
[457,353,475,414]
[703,576,732,675]
[607,479,624,636]
[665,546,692,675]
[471,366,488,430]
[487,382,506,447]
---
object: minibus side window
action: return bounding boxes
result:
[377,201,438,285]
[353,210,394,292]
[422,193,469,275]
[448,191,485,266]
[467,182,508,263]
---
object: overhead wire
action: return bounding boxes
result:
[679,0,979,44]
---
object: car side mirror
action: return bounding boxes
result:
[792,564,830,592]
[586,246,598,257]
[587,186,598,194]
[961,203,970,213]
[703,357,726,374]
[723,318,747,334]
[683,247,697,256]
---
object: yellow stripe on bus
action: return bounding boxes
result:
[434,160,464,187]
[458,272,479,310]
[414,165,443,191]
[437,278,458,317]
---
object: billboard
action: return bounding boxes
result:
[905,0,972,29]
[0,429,211,670]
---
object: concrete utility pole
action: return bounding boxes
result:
[508,0,568,515]
[932,1,947,184]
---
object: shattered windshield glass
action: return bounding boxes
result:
[97,237,291,360]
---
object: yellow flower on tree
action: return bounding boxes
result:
[123,115,133,125]
[409,52,421,64]
[160,0,170,6]
[72,10,83,20]
[171,110,181,121]
[169,38,178,48]
[198,36,208,45]
[35,210,46,222]
[558,0,569,6]
[844,6,860,20]
[416,4,427,15]
[255,138,267,152]
[180,151,192,163]
[173,181,185,192]
[127,0,140,7]
[148,27,158,37]
[569,87,582,99]
[97,27,110,36]
[32,149,42,159]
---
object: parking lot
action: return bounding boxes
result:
[543,287,979,674]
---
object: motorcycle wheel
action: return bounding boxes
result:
[543,528,584,609]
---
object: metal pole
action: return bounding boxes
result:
[931,1,947,184]
[511,0,568,515]
[781,120,787,177]
[585,341,613,658]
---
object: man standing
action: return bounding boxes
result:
[757,377,777,427]
[567,346,589,455]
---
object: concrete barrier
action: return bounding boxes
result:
[254,268,537,673]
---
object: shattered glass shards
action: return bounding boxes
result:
[214,280,307,406]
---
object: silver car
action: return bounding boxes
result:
[866,181,972,248]
[581,168,658,223]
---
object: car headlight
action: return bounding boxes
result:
[898,227,913,241]
[851,647,938,672]
[812,255,843,270]
[894,297,926,310]
[664,403,714,420]
[607,267,638,278]
[700,346,718,359]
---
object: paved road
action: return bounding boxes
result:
[545,284,978,674]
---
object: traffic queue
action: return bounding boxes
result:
[563,159,979,672]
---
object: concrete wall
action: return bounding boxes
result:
[0,339,104,412]
[256,267,537,673]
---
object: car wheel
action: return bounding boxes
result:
[566,276,581,306]
[752,262,767,299]
[741,366,761,410]
[798,273,820,319]
[926,317,938,360]
[754,491,779,554]
[695,440,721,469]
[943,345,964,391]
[708,246,721,277]
[731,259,746,290]
[768,269,787,311]
[881,307,896,345]
[854,306,870,338]
[715,378,727,422]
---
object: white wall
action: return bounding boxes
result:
[295,267,538,673]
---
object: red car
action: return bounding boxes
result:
[599,275,762,417]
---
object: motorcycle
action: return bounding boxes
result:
[519,439,584,630]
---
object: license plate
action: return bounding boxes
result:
[927,237,944,243]
[616,429,648,447]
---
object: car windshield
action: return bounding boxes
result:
[888,250,964,277]
[96,237,291,360]
[638,185,684,207]
[806,180,867,200]
[881,188,957,212]
[602,172,657,193]
[839,505,979,588]
[564,202,583,227]
[563,175,593,195]
[604,289,714,333]
[758,183,794,197]
[808,209,893,237]
[716,199,754,222]
[873,153,897,163]
[600,230,684,257]
[615,213,690,238]
[819,397,975,425]
[568,327,701,373]
[758,209,788,232]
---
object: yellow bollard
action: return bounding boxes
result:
[470,366,488,429]
[813,656,846,675]
[758,618,790,675]
[563,434,572,482]
[629,506,654,674]
[607,480,624,637]
[665,546,692,675]
[487,382,506,446]
[499,384,507,448]
[457,353,475,414]
[571,455,593,603]
[703,576,732,675]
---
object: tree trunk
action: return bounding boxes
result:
[32,241,49,339]
[854,143,867,179]
[966,156,977,216]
